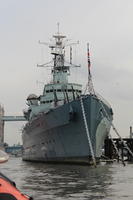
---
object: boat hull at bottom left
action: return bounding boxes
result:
[0,172,33,200]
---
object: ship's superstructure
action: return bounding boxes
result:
[22,28,113,164]
[24,31,81,120]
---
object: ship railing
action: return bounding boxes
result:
[95,92,111,108]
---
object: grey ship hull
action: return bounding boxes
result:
[22,95,112,164]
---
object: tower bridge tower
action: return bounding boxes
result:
[0,104,26,146]
[0,105,4,147]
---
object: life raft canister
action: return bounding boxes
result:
[0,177,32,200]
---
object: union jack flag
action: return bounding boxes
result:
[87,43,91,75]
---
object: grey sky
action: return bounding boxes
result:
[0,0,133,145]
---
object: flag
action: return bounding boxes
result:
[87,43,91,75]
[70,46,72,64]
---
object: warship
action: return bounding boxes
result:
[22,28,113,164]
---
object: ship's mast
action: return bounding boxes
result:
[38,24,80,84]
[50,25,69,83]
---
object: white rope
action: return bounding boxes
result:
[80,96,96,167]
[109,134,126,166]
[98,97,133,158]
[84,72,133,162]
[111,123,133,157]
[100,110,125,166]
[109,134,120,157]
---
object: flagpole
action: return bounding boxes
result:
[87,43,95,94]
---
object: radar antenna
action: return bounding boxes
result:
[37,25,81,85]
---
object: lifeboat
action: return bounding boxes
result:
[0,150,33,200]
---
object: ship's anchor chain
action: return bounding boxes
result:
[80,96,97,167]
[98,96,133,163]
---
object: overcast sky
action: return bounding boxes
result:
[0,0,133,145]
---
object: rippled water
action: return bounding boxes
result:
[0,157,133,200]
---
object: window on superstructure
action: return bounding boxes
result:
[42,100,53,104]
[57,89,62,92]
[46,89,55,93]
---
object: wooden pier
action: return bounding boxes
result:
[104,137,133,162]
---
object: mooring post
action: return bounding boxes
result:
[130,126,133,138]
[104,138,114,159]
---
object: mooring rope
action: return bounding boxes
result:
[111,123,133,157]
[100,110,126,166]
[85,42,133,163]
[84,43,133,163]
[85,73,133,164]
[98,97,133,158]
[80,96,96,167]
[109,134,126,166]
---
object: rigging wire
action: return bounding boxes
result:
[86,43,133,165]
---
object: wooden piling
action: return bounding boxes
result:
[104,137,133,162]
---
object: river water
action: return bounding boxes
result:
[0,157,133,200]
